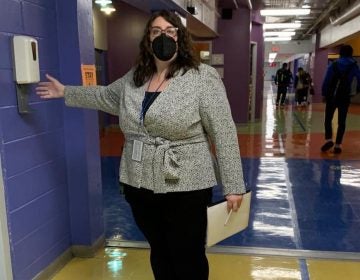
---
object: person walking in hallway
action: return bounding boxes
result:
[294,67,311,106]
[274,62,293,107]
[321,44,360,154]
[36,10,246,280]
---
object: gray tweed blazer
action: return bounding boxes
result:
[65,63,246,195]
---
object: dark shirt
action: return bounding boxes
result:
[141,91,160,120]
[275,68,293,86]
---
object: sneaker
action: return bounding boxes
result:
[333,147,342,154]
[321,141,334,152]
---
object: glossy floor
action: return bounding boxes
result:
[52,247,360,280]
[53,82,360,279]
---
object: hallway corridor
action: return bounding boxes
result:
[52,82,360,279]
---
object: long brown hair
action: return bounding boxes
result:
[133,10,199,87]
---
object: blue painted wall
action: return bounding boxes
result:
[0,0,102,279]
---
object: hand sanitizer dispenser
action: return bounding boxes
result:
[12,36,40,84]
[12,35,40,114]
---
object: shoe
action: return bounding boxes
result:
[321,141,334,152]
[333,147,342,154]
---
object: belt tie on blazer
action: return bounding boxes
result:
[133,134,208,188]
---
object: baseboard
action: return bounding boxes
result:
[33,248,73,280]
[33,235,105,280]
[71,235,105,258]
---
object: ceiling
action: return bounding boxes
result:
[254,0,357,40]
[113,0,360,42]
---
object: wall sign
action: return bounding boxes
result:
[81,64,97,86]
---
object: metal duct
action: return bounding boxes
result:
[303,0,343,37]
[330,0,360,25]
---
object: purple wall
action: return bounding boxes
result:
[313,33,331,103]
[0,0,102,279]
[213,7,251,123]
[108,1,149,82]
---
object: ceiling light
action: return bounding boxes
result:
[264,31,296,37]
[264,37,292,42]
[263,23,301,29]
[302,5,311,9]
[95,0,112,5]
[260,9,310,16]
[101,4,116,15]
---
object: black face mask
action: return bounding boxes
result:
[151,33,177,61]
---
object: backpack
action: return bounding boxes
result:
[327,61,357,98]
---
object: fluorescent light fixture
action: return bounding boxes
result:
[101,4,116,15]
[263,23,301,29]
[264,31,296,37]
[264,36,292,42]
[302,5,311,9]
[260,9,310,16]
[95,0,112,5]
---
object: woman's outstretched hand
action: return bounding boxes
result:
[36,74,65,99]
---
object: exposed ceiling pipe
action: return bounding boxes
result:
[330,0,360,25]
[246,0,252,10]
[232,0,252,10]
[302,0,343,38]
[233,0,239,9]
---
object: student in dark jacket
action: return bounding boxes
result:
[321,45,360,153]
[274,63,293,107]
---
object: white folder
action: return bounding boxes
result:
[206,191,251,247]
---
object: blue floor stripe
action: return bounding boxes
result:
[103,157,360,253]
[299,259,310,280]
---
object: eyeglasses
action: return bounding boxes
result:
[150,27,178,38]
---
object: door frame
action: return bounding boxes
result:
[250,41,257,122]
[0,157,13,279]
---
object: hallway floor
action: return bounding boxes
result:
[52,82,360,279]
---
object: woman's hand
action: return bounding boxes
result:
[36,74,65,99]
[225,194,243,212]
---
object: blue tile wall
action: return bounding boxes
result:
[0,0,72,279]
[0,33,13,69]
[0,0,22,33]
[0,70,17,106]
[6,158,67,211]
[22,1,57,37]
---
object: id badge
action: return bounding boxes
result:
[132,140,143,162]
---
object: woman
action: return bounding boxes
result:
[36,10,246,280]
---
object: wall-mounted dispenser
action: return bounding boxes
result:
[12,35,40,114]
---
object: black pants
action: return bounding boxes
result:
[324,97,351,144]
[296,88,308,103]
[124,185,213,280]
[276,85,288,105]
